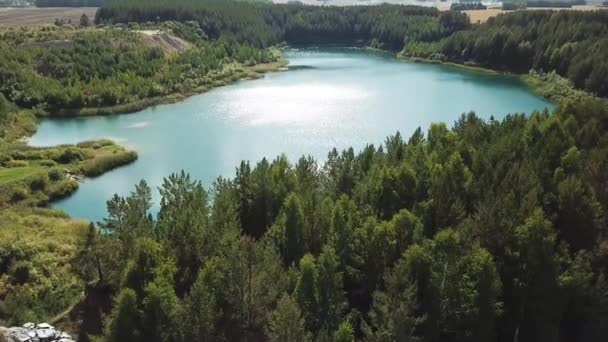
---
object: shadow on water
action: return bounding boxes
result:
[286,65,316,71]
[286,64,355,72]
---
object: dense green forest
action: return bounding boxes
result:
[96,0,608,97]
[401,10,608,97]
[0,23,277,115]
[1,1,608,341]
[437,10,608,97]
[96,0,469,51]
[57,94,607,342]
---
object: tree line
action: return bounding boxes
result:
[95,0,469,51]
[0,22,275,114]
[438,10,608,97]
[72,95,608,342]
[450,2,487,11]
[398,9,608,98]
[35,0,105,7]
[97,1,608,98]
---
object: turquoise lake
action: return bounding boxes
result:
[29,48,553,221]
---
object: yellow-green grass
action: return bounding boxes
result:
[0,166,44,184]
[0,206,88,326]
[521,71,594,102]
[0,140,137,206]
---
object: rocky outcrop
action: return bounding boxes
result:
[1,327,9,342]
[1,323,74,342]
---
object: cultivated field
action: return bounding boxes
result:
[274,1,608,24]
[464,4,607,23]
[0,7,98,28]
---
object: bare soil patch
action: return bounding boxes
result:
[136,30,192,54]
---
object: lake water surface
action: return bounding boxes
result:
[30,48,553,221]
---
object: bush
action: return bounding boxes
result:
[77,139,114,149]
[48,179,79,199]
[81,151,137,177]
[39,159,57,167]
[5,160,28,168]
[55,148,84,164]
[29,174,49,192]
[10,188,28,203]
[10,260,33,285]
[48,168,65,181]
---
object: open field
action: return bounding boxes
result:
[464,4,607,23]
[273,1,607,24]
[1,3,604,28]
[0,7,97,28]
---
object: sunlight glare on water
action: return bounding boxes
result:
[29,48,553,221]
[214,83,368,127]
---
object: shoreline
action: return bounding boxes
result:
[32,50,591,212]
[0,138,137,208]
[398,55,503,76]
[40,59,289,118]
[396,55,591,104]
[24,58,288,209]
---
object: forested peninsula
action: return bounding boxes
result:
[1,1,608,342]
[0,22,282,116]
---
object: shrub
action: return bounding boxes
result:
[77,139,113,149]
[48,179,79,199]
[10,188,28,203]
[48,168,65,181]
[56,148,84,164]
[29,174,49,191]
[11,260,33,285]
[5,160,28,168]
[39,159,57,167]
[81,151,137,176]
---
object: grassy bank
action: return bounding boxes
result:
[521,70,595,102]
[0,97,137,327]
[45,58,289,117]
[0,206,89,326]
[0,138,137,206]
[1,94,137,208]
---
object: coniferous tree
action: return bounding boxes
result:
[267,294,311,342]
